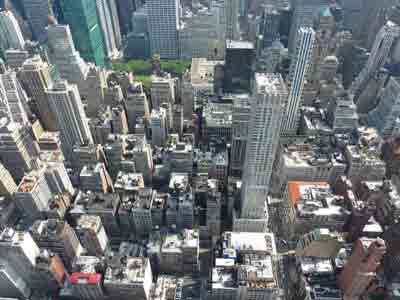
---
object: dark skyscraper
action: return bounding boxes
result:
[223,41,255,93]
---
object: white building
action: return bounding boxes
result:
[147,0,180,59]
[283,27,315,135]
[18,56,57,131]
[351,21,400,102]
[0,70,30,125]
[369,76,400,137]
[76,215,108,256]
[0,10,25,53]
[47,24,89,85]
[240,74,287,219]
[47,80,93,158]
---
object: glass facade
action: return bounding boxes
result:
[60,0,106,66]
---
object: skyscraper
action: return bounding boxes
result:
[288,0,329,53]
[46,80,93,158]
[260,5,281,49]
[0,161,16,198]
[151,108,168,146]
[0,70,30,125]
[59,0,106,66]
[351,21,400,103]
[0,118,39,181]
[147,0,180,59]
[241,73,287,219]
[22,0,49,41]
[282,27,315,135]
[96,0,120,59]
[115,0,136,35]
[18,55,57,131]
[226,0,239,40]
[47,24,89,84]
[0,10,25,54]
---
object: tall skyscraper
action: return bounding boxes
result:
[241,73,287,219]
[231,95,251,176]
[0,10,25,54]
[115,0,136,35]
[0,262,31,299]
[147,0,180,59]
[351,21,400,102]
[288,0,329,53]
[96,0,120,59]
[0,118,39,181]
[260,5,281,48]
[22,0,49,41]
[47,24,89,84]
[151,108,168,146]
[59,0,106,66]
[226,0,239,40]
[106,0,122,49]
[0,71,29,125]
[282,27,315,135]
[18,55,57,131]
[46,80,93,158]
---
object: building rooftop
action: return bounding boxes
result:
[222,232,277,255]
[227,40,254,49]
[298,257,334,275]
[287,181,350,219]
[169,173,190,190]
[76,215,102,233]
[114,172,145,191]
[212,267,238,290]
[203,102,232,127]
[104,256,149,285]
[238,254,276,288]
[151,276,179,300]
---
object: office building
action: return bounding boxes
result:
[131,188,156,237]
[96,0,120,60]
[79,163,113,193]
[104,257,153,300]
[224,41,255,93]
[0,71,30,125]
[282,181,350,239]
[240,74,287,219]
[71,144,106,172]
[0,228,40,285]
[351,21,400,103]
[231,94,251,176]
[288,0,329,53]
[59,0,106,66]
[0,118,39,181]
[0,162,16,198]
[4,48,29,70]
[0,10,25,53]
[22,0,48,41]
[151,74,176,110]
[15,167,52,220]
[115,0,136,35]
[147,0,180,59]
[18,55,57,131]
[203,102,233,143]
[0,262,31,299]
[30,219,84,269]
[327,90,359,133]
[76,215,108,256]
[85,65,107,118]
[151,109,168,147]
[124,82,150,132]
[260,5,281,48]
[167,139,193,174]
[226,0,239,40]
[47,24,89,84]
[47,80,93,158]
[69,256,104,299]
[369,76,400,137]
[160,230,199,275]
[282,27,315,135]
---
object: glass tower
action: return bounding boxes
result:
[59,0,106,66]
